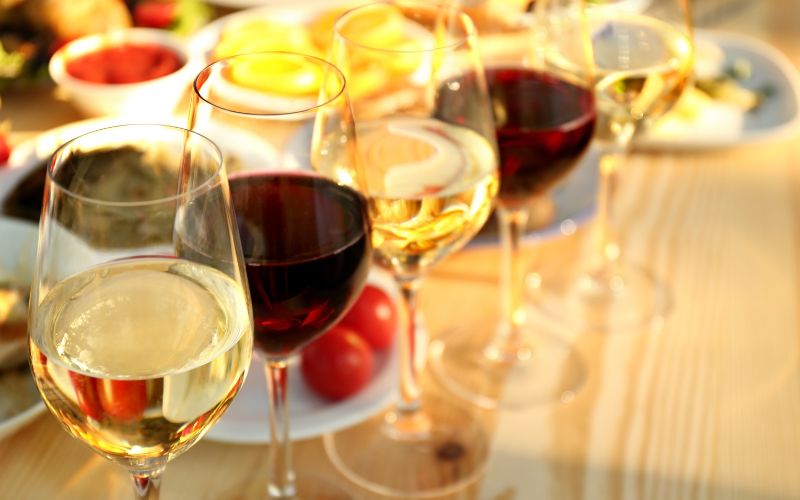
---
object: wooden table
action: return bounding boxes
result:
[1,1,800,498]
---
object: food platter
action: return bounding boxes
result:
[1,116,279,225]
[188,1,360,62]
[0,216,399,445]
[204,0,343,9]
[1,118,400,444]
[206,268,399,444]
[639,30,800,150]
[6,116,278,176]
[0,217,45,442]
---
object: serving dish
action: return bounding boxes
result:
[49,28,201,118]
[1,116,279,225]
[639,30,800,150]
[0,217,45,442]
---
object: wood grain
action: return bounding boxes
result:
[2,1,800,498]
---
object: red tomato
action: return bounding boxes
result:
[133,1,177,29]
[301,325,374,401]
[0,134,10,165]
[97,380,148,422]
[68,372,104,421]
[339,285,398,351]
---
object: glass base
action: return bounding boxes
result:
[529,260,672,333]
[267,474,353,500]
[429,317,586,410]
[323,395,489,498]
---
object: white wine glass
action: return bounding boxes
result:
[325,1,499,497]
[28,124,253,499]
[531,0,693,332]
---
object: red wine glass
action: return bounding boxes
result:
[188,52,370,499]
[429,0,596,409]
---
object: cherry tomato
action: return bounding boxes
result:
[97,380,148,422]
[68,372,104,421]
[301,325,374,401]
[133,1,177,29]
[0,134,11,165]
[339,285,398,351]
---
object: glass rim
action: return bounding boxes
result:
[47,123,224,208]
[334,0,478,54]
[192,50,348,117]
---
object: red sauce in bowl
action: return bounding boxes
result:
[65,43,184,84]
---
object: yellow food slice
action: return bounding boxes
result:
[347,64,390,101]
[214,20,320,59]
[668,85,715,121]
[335,4,407,48]
[228,57,322,96]
[308,7,351,50]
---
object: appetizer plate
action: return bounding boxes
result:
[639,30,800,150]
[204,0,344,9]
[5,116,278,176]
[206,268,399,444]
[0,217,45,442]
[1,116,279,220]
[188,1,360,62]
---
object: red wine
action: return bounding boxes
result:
[229,173,371,358]
[487,67,596,206]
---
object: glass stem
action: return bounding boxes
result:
[397,280,422,413]
[130,470,163,500]
[490,205,529,361]
[383,278,432,440]
[265,360,296,499]
[591,150,623,275]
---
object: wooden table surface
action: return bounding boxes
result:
[1,1,800,499]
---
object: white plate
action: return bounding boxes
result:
[2,118,401,443]
[187,1,367,121]
[206,268,399,444]
[188,1,361,62]
[0,217,45,442]
[639,30,800,150]
[205,0,343,9]
[189,1,361,120]
[6,116,278,174]
[1,116,279,220]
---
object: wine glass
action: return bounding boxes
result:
[325,1,499,497]
[530,0,694,332]
[189,52,371,498]
[28,124,253,499]
[429,0,597,409]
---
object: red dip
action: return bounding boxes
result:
[65,43,183,84]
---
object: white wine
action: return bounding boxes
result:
[29,257,252,468]
[357,117,498,278]
[591,13,693,143]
